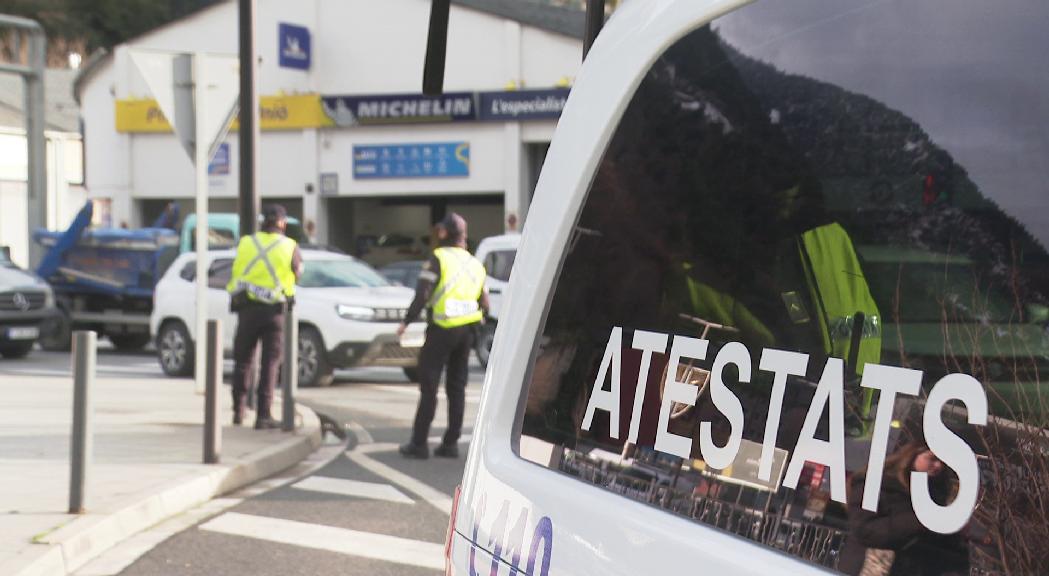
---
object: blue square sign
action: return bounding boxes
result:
[278,23,311,70]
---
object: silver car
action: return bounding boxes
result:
[0,250,55,359]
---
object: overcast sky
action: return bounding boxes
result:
[714,0,1049,247]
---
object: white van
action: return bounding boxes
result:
[473,233,520,367]
[448,1,1049,575]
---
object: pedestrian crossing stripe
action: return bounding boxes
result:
[291,476,414,505]
[199,512,445,571]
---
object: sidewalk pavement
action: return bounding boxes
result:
[0,372,322,576]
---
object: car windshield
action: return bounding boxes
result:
[298,259,390,288]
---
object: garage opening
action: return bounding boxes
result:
[325,194,505,267]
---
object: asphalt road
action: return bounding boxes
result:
[1,345,484,576]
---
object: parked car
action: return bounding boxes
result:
[378,259,426,288]
[473,233,519,367]
[0,249,55,358]
[150,248,426,386]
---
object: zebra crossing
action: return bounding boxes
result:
[77,431,468,576]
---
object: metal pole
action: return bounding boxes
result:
[282,304,297,431]
[583,0,606,60]
[25,27,45,267]
[70,330,96,514]
[238,0,259,237]
[193,53,209,396]
[204,320,222,463]
[422,0,450,96]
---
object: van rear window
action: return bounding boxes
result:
[516,2,1049,574]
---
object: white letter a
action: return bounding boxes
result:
[582,326,623,439]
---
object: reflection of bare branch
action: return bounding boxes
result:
[939,244,1049,575]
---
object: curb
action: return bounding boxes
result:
[3,406,323,576]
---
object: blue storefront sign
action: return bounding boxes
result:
[322,93,476,126]
[278,23,311,70]
[478,88,570,121]
[208,143,230,175]
[353,143,470,179]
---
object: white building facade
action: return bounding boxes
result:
[75,0,584,259]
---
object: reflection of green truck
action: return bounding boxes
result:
[858,245,1049,416]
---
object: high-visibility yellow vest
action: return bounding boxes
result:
[430,247,485,328]
[227,232,298,303]
[798,223,882,374]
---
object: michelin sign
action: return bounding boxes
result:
[321,93,476,126]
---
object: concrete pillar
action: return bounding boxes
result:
[502,122,526,233]
[301,128,323,244]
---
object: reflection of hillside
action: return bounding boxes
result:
[719,37,1049,301]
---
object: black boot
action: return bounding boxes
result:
[434,443,459,458]
[399,442,429,459]
[254,417,281,430]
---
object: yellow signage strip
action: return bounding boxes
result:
[116,94,334,133]
[115,98,172,133]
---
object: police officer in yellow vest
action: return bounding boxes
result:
[227,205,303,429]
[397,213,488,458]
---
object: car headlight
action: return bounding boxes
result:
[336,304,376,322]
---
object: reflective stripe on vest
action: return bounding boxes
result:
[227,232,298,303]
[430,247,485,328]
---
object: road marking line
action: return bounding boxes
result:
[231,443,348,498]
[73,444,347,576]
[0,366,162,377]
[346,420,374,444]
[199,512,445,571]
[291,476,414,505]
[347,447,453,515]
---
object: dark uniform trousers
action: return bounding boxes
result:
[232,302,285,419]
[411,323,475,447]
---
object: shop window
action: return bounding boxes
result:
[516,2,1049,573]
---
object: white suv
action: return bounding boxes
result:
[450,1,1048,575]
[150,248,426,387]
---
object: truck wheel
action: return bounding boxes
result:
[157,321,194,377]
[474,322,496,368]
[403,367,419,382]
[0,342,34,359]
[110,333,152,351]
[298,327,333,387]
[39,308,72,352]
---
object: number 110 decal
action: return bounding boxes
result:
[468,494,554,576]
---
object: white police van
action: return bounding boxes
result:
[441,0,1049,574]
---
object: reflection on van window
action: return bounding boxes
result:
[516,2,1049,574]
